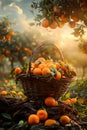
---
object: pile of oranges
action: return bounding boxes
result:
[14,57,76,80]
[30,57,76,80]
[27,97,71,126]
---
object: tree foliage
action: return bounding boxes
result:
[31,0,87,25]
[0,17,33,69]
[31,0,87,37]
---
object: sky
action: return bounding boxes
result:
[0,0,87,73]
[0,0,36,29]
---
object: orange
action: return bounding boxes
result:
[14,67,22,75]
[61,64,67,71]
[37,109,48,121]
[12,85,17,89]
[55,62,61,69]
[60,15,68,23]
[53,6,59,13]
[60,115,71,125]
[68,21,76,28]
[28,114,40,125]
[10,31,15,36]
[44,119,57,126]
[49,21,58,29]
[57,22,64,28]
[5,50,10,56]
[63,99,71,105]
[70,98,77,104]
[41,19,49,28]
[55,101,58,106]
[24,47,29,51]
[11,90,16,95]
[54,72,61,80]
[44,97,58,107]
[32,68,42,75]
[1,90,7,96]
[34,60,41,67]
[31,63,35,68]
[16,45,20,51]
[22,98,27,102]
[71,13,79,22]
[46,59,53,64]
[7,22,11,26]
[38,57,46,62]
[47,63,56,69]
[4,79,8,83]
[71,16,79,22]
[38,63,46,70]
[5,34,11,40]
[17,91,23,96]
[42,67,51,76]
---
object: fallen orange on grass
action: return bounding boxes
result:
[70,98,77,104]
[28,114,40,125]
[63,99,71,105]
[37,109,48,121]
[44,97,58,107]
[60,115,71,125]
[44,119,57,126]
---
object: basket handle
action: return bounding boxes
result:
[28,42,64,75]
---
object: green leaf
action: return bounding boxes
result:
[65,92,71,99]
[18,120,24,127]
[2,113,12,120]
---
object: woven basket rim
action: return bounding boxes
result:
[16,73,73,83]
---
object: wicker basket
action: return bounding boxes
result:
[17,42,72,100]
